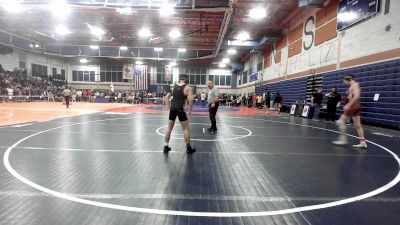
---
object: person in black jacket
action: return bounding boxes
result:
[311,88,323,120]
[325,87,341,121]
[274,92,282,114]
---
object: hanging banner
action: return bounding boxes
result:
[165,66,172,81]
[251,72,258,81]
[123,64,134,79]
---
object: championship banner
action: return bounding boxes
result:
[123,64,133,79]
[164,66,172,81]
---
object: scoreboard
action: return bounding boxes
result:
[337,0,380,31]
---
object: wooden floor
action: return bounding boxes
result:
[1,102,399,225]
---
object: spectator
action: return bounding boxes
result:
[247,94,252,107]
[274,92,282,114]
[201,92,206,107]
[265,92,271,109]
[325,87,341,121]
[257,95,263,109]
[312,88,323,120]
[252,94,257,108]
[76,89,82,102]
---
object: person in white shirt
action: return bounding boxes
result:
[76,90,82,102]
[200,92,206,107]
[207,80,220,133]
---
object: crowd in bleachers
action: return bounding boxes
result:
[0,66,64,99]
[0,64,152,104]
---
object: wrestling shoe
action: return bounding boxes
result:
[353,142,368,149]
[163,146,171,153]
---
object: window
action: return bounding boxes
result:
[61,69,65,80]
[72,70,96,82]
[106,72,112,82]
[99,65,125,82]
[72,71,77,81]
[190,75,195,85]
[220,76,226,86]
[31,63,48,77]
[257,62,263,72]
[174,67,207,85]
[156,67,172,85]
[243,71,248,84]
[90,71,95,81]
[78,71,83,81]
[226,76,231,86]
[19,61,26,69]
[52,68,57,76]
[195,75,201,85]
[201,75,206,85]
[214,75,220,85]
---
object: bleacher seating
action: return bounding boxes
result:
[323,59,400,129]
[255,59,399,129]
[256,77,308,105]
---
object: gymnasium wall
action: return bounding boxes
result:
[238,0,399,88]
[0,48,67,74]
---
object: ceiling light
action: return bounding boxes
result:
[227,49,237,55]
[218,63,226,68]
[159,4,175,17]
[135,60,143,65]
[30,44,34,48]
[222,58,230,63]
[249,7,266,20]
[236,31,250,41]
[154,47,163,52]
[116,7,134,15]
[169,29,181,39]
[169,61,177,67]
[90,45,99,50]
[34,44,40,48]
[88,25,106,36]
[178,48,186,53]
[2,1,25,13]
[55,25,71,35]
[119,46,128,51]
[138,28,151,37]
[80,59,89,63]
[49,1,71,19]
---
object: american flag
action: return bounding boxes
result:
[133,65,148,90]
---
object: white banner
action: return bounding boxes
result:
[302,105,310,117]
[165,67,172,81]
[123,64,134,80]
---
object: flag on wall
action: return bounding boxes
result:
[123,64,134,79]
[133,65,148,90]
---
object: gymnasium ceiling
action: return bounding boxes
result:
[0,0,300,65]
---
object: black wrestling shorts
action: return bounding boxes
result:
[169,110,188,122]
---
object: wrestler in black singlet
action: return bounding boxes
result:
[169,85,188,122]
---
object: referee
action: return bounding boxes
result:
[207,80,220,133]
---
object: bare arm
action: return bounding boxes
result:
[165,93,171,106]
[185,86,194,113]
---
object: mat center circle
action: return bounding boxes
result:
[156,123,252,142]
